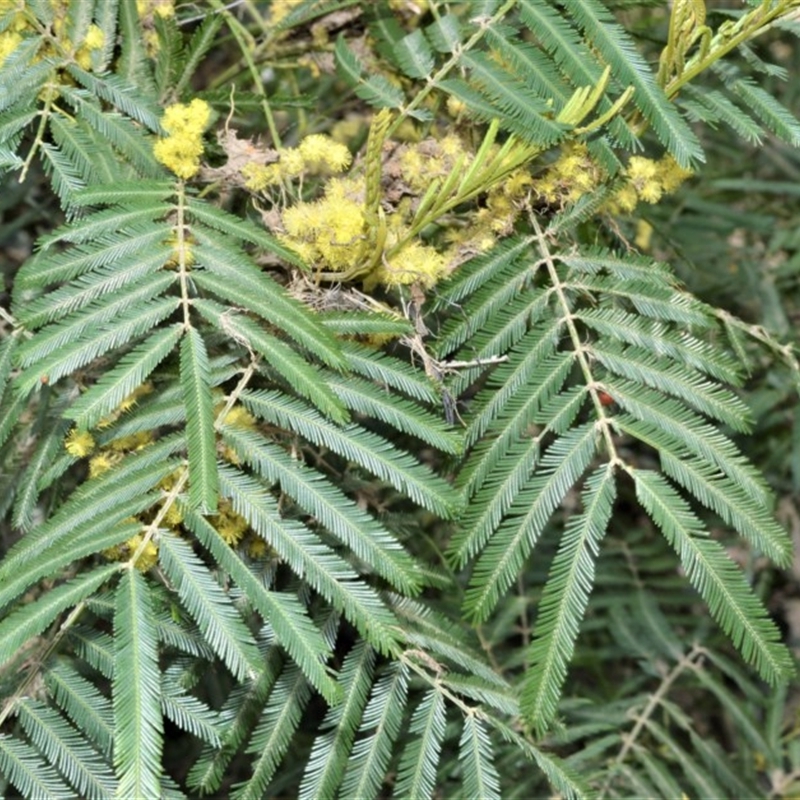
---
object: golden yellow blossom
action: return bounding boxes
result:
[89,451,122,478]
[0,31,21,67]
[161,99,211,136]
[212,502,249,546]
[374,240,447,288]
[84,24,104,50]
[267,0,304,27]
[154,99,211,179]
[634,219,654,250]
[281,192,366,274]
[503,168,534,198]
[247,535,269,559]
[536,144,604,205]
[223,405,257,429]
[162,502,183,527]
[446,96,467,117]
[242,162,282,191]
[137,0,175,19]
[626,156,659,183]
[154,136,203,179]
[298,134,352,172]
[638,181,663,204]
[125,533,159,571]
[611,184,639,214]
[279,147,306,178]
[65,429,95,458]
[657,155,693,193]
[107,430,153,452]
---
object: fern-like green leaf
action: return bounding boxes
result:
[521,464,616,734]
[392,689,447,800]
[192,257,344,370]
[339,661,410,800]
[16,700,116,800]
[335,35,405,108]
[463,421,600,622]
[0,444,178,580]
[679,86,764,145]
[0,520,138,613]
[186,648,284,795]
[11,417,71,531]
[14,227,169,292]
[233,665,312,800]
[183,508,341,705]
[325,373,461,453]
[185,197,305,265]
[181,328,218,513]
[591,343,752,431]
[340,342,439,404]
[15,296,180,392]
[240,389,460,518]
[633,469,793,684]
[219,464,402,654]
[732,78,800,148]
[560,0,703,165]
[113,568,163,800]
[194,297,348,422]
[0,734,73,800]
[299,640,376,800]
[158,533,263,681]
[220,423,422,595]
[67,323,182,430]
[0,563,120,669]
[392,28,435,79]
[459,715,501,800]
[44,660,114,757]
[161,673,222,747]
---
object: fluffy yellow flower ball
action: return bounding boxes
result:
[154,99,211,179]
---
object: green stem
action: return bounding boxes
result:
[207,0,282,146]
[531,214,622,466]
[176,182,192,329]
[665,1,800,99]
[387,0,518,138]
[19,84,56,183]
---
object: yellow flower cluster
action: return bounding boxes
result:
[611,155,693,211]
[85,430,153,475]
[74,24,104,70]
[136,0,174,19]
[0,0,34,67]
[212,500,249,546]
[267,0,304,27]
[280,178,367,273]
[535,144,605,205]
[272,129,536,289]
[371,240,447,289]
[89,451,122,478]
[0,29,21,68]
[125,533,159,571]
[104,531,159,572]
[65,428,95,458]
[0,1,106,71]
[245,535,269,560]
[222,405,257,429]
[153,99,211,180]
[397,134,469,193]
[242,134,351,192]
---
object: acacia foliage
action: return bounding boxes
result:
[1,1,799,798]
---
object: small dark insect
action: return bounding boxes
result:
[598,391,614,407]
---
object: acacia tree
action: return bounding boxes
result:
[1,1,799,798]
